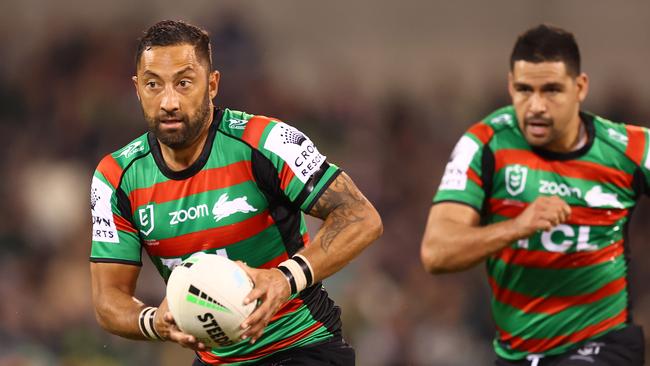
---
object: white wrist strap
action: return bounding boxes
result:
[277,255,315,295]
[138,306,163,341]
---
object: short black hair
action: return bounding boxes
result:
[136,20,212,69]
[510,24,581,77]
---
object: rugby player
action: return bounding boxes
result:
[420,24,646,365]
[89,20,382,365]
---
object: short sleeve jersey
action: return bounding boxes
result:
[90,108,343,365]
[434,106,650,360]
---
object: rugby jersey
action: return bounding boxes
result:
[90,108,342,365]
[434,106,650,360]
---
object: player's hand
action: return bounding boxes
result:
[154,298,208,352]
[512,196,571,237]
[237,261,291,344]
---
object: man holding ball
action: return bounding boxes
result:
[89,20,382,365]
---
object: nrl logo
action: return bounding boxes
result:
[505,164,528,196]
[138,204,155,236]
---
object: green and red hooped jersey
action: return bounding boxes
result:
[434,106,650,361]
[90,108,343,365]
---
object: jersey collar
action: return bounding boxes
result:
[529,111,595,161]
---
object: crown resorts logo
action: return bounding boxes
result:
[280,126,307,145]
[505,164,528,196]
[90,187,100,211]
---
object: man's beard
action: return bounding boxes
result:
[145,92,211,149]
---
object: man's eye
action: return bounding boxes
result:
[179,80,191,88]
[146,81,157,88]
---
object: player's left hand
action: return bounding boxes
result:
[237,261,291,343]
[155,298,209,352]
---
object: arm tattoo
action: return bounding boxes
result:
[310,173,367,252]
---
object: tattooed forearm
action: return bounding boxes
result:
[310,172,368,252]
[319,209,365,252]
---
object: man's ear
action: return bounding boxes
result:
[576,72,589,103]
[132,76,141,101]
[209,71,220,100]
[507,72,515,99]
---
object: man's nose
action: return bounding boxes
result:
[160,85,180,113]
[529,92,547,114]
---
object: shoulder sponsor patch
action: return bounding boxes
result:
[263,123,326,183]
[91,176,119,243]
[439,136,479,190]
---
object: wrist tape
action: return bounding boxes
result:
[138,306,163,341]
[277,254,314,295]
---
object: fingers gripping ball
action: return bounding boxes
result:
[166,254,256,348]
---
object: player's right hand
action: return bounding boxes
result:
[154,298,208,352]
[512,196,571,238]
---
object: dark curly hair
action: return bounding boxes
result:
[136,20,212,69]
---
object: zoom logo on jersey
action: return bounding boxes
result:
[539,180,582,198]
[264,123,326,183]
[168,194,257,226]
[505,165,528,196]
[169,204,209,225]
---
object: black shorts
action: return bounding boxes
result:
[192,337,355,366]
[495,325,645,366]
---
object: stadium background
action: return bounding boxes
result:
[2,1,650,365]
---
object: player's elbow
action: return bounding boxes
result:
[93,305,111,331]
[420,243,440,274]
[357,201,384,246]
[365,204,383,243]
[420,238,454,274]
[92,299,119,335]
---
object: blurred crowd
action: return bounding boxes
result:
[1,11,650,366]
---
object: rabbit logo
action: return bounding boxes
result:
[212,193,258,222]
